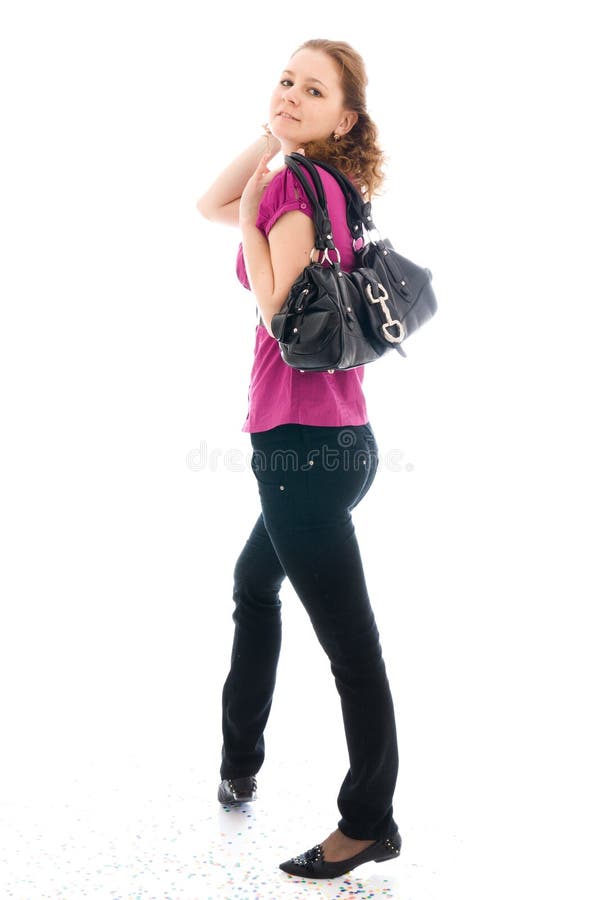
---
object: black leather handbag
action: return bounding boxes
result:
[270,152,438,371]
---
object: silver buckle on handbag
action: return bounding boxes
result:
[365,282,405,343]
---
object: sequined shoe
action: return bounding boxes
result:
[279,830,401,878]
[217,776,258,805]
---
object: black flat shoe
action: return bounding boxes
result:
[217,776,258,805]
[279,830,401,879]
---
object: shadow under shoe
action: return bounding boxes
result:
[218,776,258,805]
[279,830,401,879]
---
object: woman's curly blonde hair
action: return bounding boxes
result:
[292,39,385,199]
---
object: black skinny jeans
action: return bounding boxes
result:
[220,422,399,841]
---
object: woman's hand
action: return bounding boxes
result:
[196,133,283,226]
[239,148,283,228]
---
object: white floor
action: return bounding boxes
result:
[0,750,465,900]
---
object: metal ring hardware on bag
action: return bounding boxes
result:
[309,246,342,266]
[352,229,380,252]
[364,227,382,243]
[365,282,406,344]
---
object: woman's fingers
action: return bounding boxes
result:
[262,162,285,184]
[253,152,284,186]
[258,151,272,173]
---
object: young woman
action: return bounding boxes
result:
[197,38,402,879]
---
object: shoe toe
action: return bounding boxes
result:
[279,833,401,879]
[217,776,258,804]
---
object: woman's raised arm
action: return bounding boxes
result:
[238,151,313,336]
[196,134,281,226]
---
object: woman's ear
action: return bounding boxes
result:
[337,110,359,136]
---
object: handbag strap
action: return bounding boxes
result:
[284,155,337,253]
[287,152,378,242]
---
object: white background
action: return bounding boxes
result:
[1,1,598,897]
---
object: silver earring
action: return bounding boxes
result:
[333,133,341,142]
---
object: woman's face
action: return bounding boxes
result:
[268,48,357,153]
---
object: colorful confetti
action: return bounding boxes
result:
[0,757,459,898]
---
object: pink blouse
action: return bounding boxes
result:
[237,165,369,434]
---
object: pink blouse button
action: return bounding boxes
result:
[300,202,307,209]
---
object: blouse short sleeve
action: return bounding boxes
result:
[256,167,314,236]
[236,166,316,290]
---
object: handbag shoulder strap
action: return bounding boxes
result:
[284,154,336,252]
[293,154,378,240]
